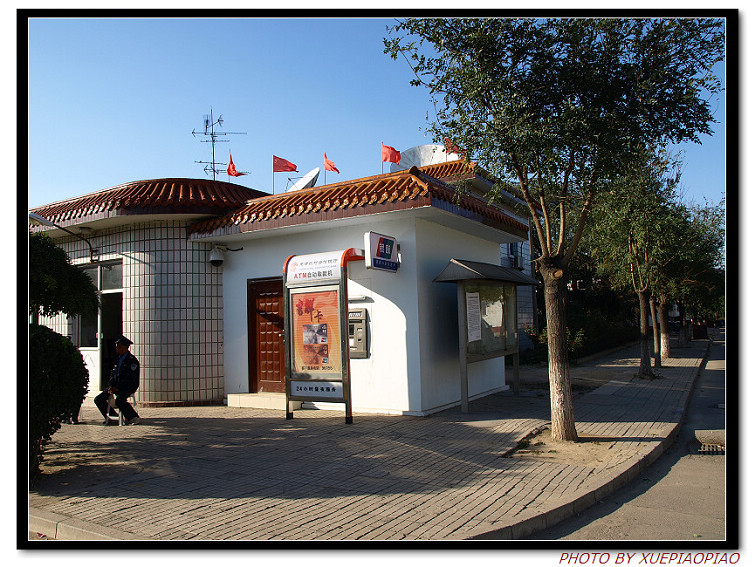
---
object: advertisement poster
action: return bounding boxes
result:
[291,288,342,378]
[466,291,482,342]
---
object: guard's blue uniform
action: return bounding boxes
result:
[94,351,140,422]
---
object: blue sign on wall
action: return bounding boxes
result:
[364,231,399,272]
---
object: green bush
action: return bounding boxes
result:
[29,324,89,483]
[521,320,638,365]
[569,314,639,356]
[521,325,586,364]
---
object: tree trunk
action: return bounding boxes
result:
[650,298,661,368]
[541,262,579,442]
[678,301,689,346]
[658,301,671,359]
[637,287,654,378]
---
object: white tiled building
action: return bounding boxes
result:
[30,160,538,414]
[31,179,265,405]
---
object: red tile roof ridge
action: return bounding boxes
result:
[187,163,531,238]
[30,177,265,212]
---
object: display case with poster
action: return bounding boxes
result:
[463,281,518,362]
[283,248,364,423]
[290,285,343,381]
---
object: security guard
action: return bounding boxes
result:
[94,335,141,425]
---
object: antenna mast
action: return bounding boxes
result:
[192,108,247,180]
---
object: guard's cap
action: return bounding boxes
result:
[115,335,133,347]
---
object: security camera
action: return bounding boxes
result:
[209,246,225,267]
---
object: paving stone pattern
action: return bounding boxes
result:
[28,342,708,541]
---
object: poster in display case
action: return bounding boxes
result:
[283,248,365,424]
[290,287,342,380]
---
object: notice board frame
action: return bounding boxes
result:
[283,248,364,424]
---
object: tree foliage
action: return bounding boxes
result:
[385,17,725,440]
[668,199,726,321]
[385,18,724,265]
[589,149,725,368]
[29,324,90,482]
[28,232,99,483]
[29,232,99,319]
[587,146,682,376]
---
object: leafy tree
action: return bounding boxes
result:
[668,200,726,326]
[385,17,724,440]
[29,232,99,321]
[28,232,99,482]
[587,146,678,378]
[645,195,724,353]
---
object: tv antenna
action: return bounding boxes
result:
[192,108,247,179]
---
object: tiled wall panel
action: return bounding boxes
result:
[500,236,537,351]
[37,220,224,405]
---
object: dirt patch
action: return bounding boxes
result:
[507,345,641,466]
[506,427,617,467]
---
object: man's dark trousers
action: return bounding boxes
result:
[94,390,138,421]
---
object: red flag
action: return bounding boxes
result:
[324,153,339,173]
[273,155,298,172]
[443,137,466,159]
[227,153,245,177]
[381,143,401,164]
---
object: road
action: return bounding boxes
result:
[526,330,727,541]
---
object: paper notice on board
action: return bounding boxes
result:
[466,292,482,342]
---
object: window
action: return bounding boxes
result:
[101,262,123,291]
[71,261,122,348]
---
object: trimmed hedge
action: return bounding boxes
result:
[29,324,89,483]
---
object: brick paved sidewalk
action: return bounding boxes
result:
[27,340,709,542]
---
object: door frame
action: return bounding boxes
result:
[99,291,123,390]
[247,277,285,393]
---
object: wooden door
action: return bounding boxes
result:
[247,278,285,393]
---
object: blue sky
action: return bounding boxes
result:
[27,16,727,209]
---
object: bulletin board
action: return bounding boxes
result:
[463,281,518,362]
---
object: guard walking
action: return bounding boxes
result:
[94,335,141,425]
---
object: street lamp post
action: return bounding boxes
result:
[28,212,98,263]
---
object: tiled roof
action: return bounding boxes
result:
[30,178,268,226]
[418,159,479,180]
[420,159,539,214]
[188,165,528,239]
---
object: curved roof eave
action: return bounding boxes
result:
[187,166,529,241]
[29,178,268,229]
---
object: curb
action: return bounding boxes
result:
[466,343,710,540]
[695,429,725,445]
[29,507,139,541]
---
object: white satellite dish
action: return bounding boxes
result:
[389,144,461,172]
[286,167,320,192]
